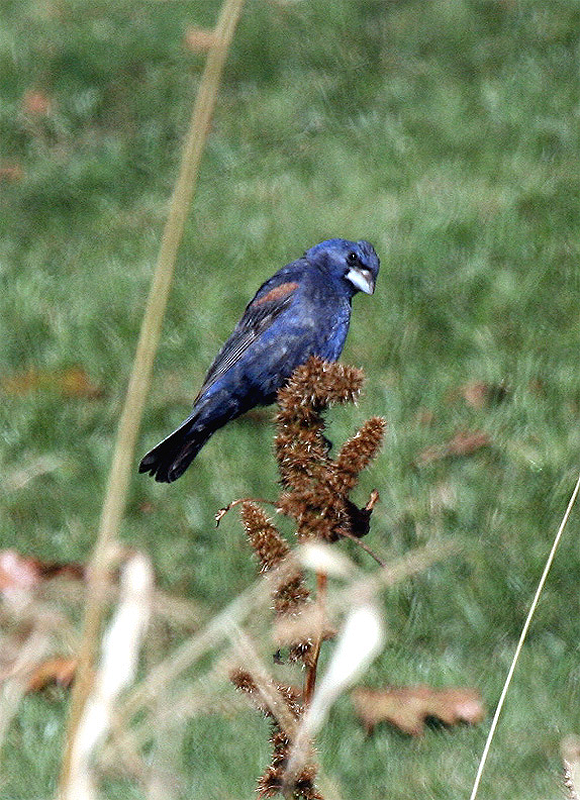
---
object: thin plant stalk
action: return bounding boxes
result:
[58,0,245,790]
[63,554,153,800]
[469,469,580,800]
[304,571,327,706]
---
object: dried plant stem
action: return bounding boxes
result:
[304,572,327,706]
[338,529,386,568]
[232,627,299,738]
[469,469,580,800]
[58,0,245,791]
[63,554,153,800]
[119,562,292,720]
[215,496,278,526]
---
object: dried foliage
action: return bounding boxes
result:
[25,656,78,692]
[416,430,491,466]
[231,669,322,800]
[0,550,85,597]
[275,356,386,543]
[352,685,486,736]
[0,366,103,398]
[234,357,386,798]
[241,501,313,665]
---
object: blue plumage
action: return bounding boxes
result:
[139,238,379,482]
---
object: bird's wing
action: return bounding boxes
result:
[195,277,300,400]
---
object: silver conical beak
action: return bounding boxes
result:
[346,266,375,295]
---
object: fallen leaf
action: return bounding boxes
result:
[352,685,485,736]
[185,27,216,51]
[22,89,53,116]
[0,550,39,594]
[528,378,545,396]
[0,164,24,182]
[0,549,85,597]
[461,381,508,409]
[35,559,85,582]
[416,431,491,466]
[1,366,103,398]
[26,657,77,692]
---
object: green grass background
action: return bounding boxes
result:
[2,0,580,797]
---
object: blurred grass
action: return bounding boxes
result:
[1,0,580,797]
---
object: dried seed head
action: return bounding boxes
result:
[334,416,387,493]
[257,762,323,800]
[230,669,303,716]
[240,501,312,658]
[277,356,364,415]
[274,360,384,544]
[241,501,290,572]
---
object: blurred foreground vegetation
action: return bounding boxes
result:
[1,1,580,798]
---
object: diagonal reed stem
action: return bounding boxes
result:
[58,1,245,793]
[469,469,580,800]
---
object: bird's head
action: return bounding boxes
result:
[305,238,380,296]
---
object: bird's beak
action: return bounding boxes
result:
[346,266,375,295]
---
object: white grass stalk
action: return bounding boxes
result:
[469,470,580,800]
[61,0,246,785]
[285,603,384,788]
[62,553,153,800]
[298,542,355,578]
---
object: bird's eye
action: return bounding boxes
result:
[346,251,358,266]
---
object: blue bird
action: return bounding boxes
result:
[139,238,380,482]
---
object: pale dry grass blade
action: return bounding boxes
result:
[469,470,580,800]
[145,690,186,800]
[231,626,299,737]
[284,603,384,792]
[61,554,153,800]
[298,542,355,578]
[94,541,455,796]
[60,0,246,788]
[120,558,298,721]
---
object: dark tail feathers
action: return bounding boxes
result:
[139,418,211,483]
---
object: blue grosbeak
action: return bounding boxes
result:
[139,238,380,482]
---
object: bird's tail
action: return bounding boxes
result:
[138,417,212,483]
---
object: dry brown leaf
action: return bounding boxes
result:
[462,382,492,409]
[462,381,508,409]
[414,408,435,427]
[1,366,103,398]
[0,164,24,182]
[22,89,53,116]
[0,549,85,597]
[26,656,77,692]
[446,381,508,409]
[0,550,39,593]
[561,735,580,800]
[352,685,485,736]
[416,430,491,466]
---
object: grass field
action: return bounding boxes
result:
[2,1,580,798]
